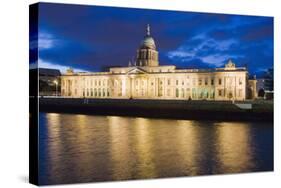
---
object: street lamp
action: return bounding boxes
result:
[53,79,58,97]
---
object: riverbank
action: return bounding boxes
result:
[39,98,273,122]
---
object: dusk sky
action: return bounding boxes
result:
[30,3,273,76]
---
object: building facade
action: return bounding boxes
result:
[61,25,249,101]
[39,68,61,96]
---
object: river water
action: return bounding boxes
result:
[38,112,273,185]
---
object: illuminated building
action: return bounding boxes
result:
[61,25,253,100]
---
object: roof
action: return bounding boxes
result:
[39,68,61,76]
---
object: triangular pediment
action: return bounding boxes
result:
[126,67,147,75]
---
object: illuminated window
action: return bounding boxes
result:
[199,90,203,99]
[192,88,196,98]
[158,86,163,97]
[210,90,215,99]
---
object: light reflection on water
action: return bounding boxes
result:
[39,113,273,185]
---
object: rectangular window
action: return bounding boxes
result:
[211,79,214,85]
[218,89,224,96]
[168,79,171,85]
[219,78,222,85]
[192,88,196,98]
[176,88,179,97]
[205,78,208,85]
[199,79,202,85]
[176,80,179,85]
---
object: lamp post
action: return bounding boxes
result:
[53,80,58,97]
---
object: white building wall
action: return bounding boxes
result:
[61,69,247,101]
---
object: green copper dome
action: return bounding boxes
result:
[140,24,156,50]
[141,36,156,49]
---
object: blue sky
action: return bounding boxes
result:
[30,3,273,76]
